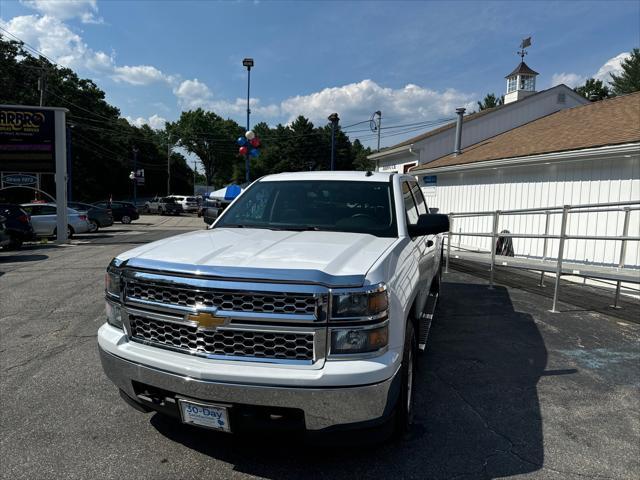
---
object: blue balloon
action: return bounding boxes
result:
[237,136,247,146]
[249,148,260,157]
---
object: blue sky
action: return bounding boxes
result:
[1,0,638,149]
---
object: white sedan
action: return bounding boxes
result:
[21,203,91,238]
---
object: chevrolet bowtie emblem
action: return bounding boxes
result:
[187,312,226,329]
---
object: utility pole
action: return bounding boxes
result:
[167,137,171,196]
[192,161,197,196]
[38,70,47,107]
[375,110,382,152]
[328,113,339,171]
[132,146,139,207]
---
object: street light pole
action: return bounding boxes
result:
[375,110,382,152]
[242,58,254,184]
[132,146,139,207]
[328,113,339,171]
[167,137,172,196]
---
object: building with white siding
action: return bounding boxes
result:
[369,81,589,174]
[410,92,640,270]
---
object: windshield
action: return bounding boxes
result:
[215,180,397,237]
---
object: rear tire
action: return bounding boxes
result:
[3,237,22,250]
[121,215,132,224]
[88,220,99,233]
[394,320,417,437]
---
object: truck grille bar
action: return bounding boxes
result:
[126,281,317,316]
[129,315,315,362]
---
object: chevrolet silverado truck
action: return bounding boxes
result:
[99,171,449,437]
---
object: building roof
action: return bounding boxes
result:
[410,92,640,173]
[370,84,574,158]
[505,61,539,78]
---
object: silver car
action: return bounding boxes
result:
[20,203,91,238]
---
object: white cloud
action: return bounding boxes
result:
[551,52,631,88]
[126,114,167,130]
[173,79,213,109]
[22,0,103,24]
[551,72,585,88]
[594,52,630,83]
[112,65,172,86]
[280,79,475,126]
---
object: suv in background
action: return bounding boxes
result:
[94,201,139,224]
[169,195,199,213]
[68,202,114,232]
[158,197,183,215]
[0,204,35,250]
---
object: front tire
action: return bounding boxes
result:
[88,220,99,232]
[394,320,417,437]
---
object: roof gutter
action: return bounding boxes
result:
[368,143,418,161]
[410,143,640,175]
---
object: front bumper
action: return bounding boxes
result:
[99,346,400,431]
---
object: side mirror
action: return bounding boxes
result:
[408,214,450,237]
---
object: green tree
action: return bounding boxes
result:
[351,139,374,171]
[477,93,503,111]
[574,78,611,101]
[167,109,244,188]
[609,48,640,95]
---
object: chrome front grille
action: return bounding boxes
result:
[126,281,317,316]
[128,315,315,361]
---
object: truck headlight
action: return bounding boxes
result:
[105,269,121,298]
[330,324,388,355]
[105,300,123,329]
[331,286,388,319]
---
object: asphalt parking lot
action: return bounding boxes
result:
[1,214,638,480]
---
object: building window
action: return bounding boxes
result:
[520,75,535,91]
[507,77,517,93]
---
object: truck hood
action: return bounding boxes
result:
[116,228,398,286]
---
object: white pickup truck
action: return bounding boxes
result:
[99,171,449,437]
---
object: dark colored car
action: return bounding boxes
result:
[159,197,183,215]
[93,201,139,224]
[0,203,35,250]
[68,202,114,232]
[202,199,231,226]
[0,215,10,249]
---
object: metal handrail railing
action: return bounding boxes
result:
[444,200,640,312]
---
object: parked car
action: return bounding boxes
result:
[201,199,231,226]
[144,196,162,214]
[99,171,449,439]
[169,195,199,213]
[0,215,11,249]
[158,197,183,215]
[93,201,139,224]
[68,202,114,232]
[0,203,35,250]
[20,203,91,238]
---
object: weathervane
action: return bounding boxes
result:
[517,37,532,60]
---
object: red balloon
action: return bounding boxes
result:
[250,137,261,147]
[239,146,248,155]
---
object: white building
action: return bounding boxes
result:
[369,58,588,174]
[410,92,640,269]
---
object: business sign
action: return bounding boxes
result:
[0,107,56,173]
[129,169,145,185]
[422,175,437,196]
[1,173,38,187]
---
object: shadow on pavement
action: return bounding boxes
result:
[150,282,547,479]
[0,253,48,263]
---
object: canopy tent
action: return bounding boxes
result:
[208,184,243,201]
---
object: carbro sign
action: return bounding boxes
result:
[0,107,55,173]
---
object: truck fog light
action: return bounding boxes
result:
[330,324,388,355]
[105,301,123,329]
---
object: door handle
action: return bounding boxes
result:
[426,240,434,248]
